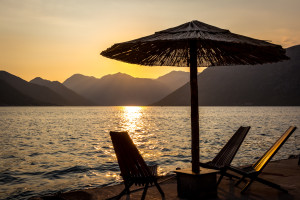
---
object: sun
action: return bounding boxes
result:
[123,106,143,114]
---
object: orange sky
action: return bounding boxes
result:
[0,0,300,82]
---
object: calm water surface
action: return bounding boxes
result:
[0,106,300,199]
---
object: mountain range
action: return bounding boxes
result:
[0,71,68,106]
[1,45,299,106]
[30,77,94,105]
[0,70,189,106]
[63,71,189,106]
[0,79,50,106]
[153,45,300,106]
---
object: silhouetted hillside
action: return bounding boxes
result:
[0,79,51,106]
[63,72,172,106]
[156,71,189,91]
[63,74,99,96]
[153,45,300,106]
[0,71,70,106]
[30,77,94,106]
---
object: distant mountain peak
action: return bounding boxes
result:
[161,70,187,75]
[0,70,21,79]
[157,70,189,78]
[0,71,70,106]
[71,73,89,78]
[156,70,190,91]
[31,77,48,82]
[102,72,134,80]
[67,73,96,80]
[31,77,62,84]
[63,73,98,86]
[29,75,94,106]
[30,77,60,85]
[0,70,10,74]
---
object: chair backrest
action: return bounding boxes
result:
[110,131,153,182]
[252,126,297,172]
[211,126,251,168]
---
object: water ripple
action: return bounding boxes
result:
[0,106,299,200]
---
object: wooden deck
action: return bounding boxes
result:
[32,157,300,200]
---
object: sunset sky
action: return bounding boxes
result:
[1,0,300,82]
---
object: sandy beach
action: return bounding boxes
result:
[31,157,300,200]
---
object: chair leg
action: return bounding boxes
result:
[154,181,165,198]
[110,182,133,200]
[141,183,149,200]
[217,174,224,186]
[241,179,254,193]
[217,169,240,185]
[256,177,288,193]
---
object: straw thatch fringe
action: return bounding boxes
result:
[101,20,288,67]
[101,40,287,67]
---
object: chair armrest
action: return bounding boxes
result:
[227,165,245,174]
[227,165,258,175]
[199,161,221,170]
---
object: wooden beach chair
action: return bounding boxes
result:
[228,126,297,193]
[109,131,165,200]
[199,126,251,185]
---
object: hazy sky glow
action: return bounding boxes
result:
[1,0,300,82]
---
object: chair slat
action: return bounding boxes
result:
[252,126,296,172]
[210,126,251,168]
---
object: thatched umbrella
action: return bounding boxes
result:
[100,20,288,173]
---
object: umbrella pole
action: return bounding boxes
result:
[189,40,200,173]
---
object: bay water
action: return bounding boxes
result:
[0,106,299,199]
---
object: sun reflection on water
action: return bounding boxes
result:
[119,106,163,174]
[120,106,156,156]
[121,106,144,133]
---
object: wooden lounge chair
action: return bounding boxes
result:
[228,126,297,193]
[199,126,251,185]
[109,131,165,200]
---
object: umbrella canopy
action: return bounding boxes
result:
[101,20,288,173]
[101,20,287,67]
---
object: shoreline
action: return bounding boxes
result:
[30,156,300,200]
